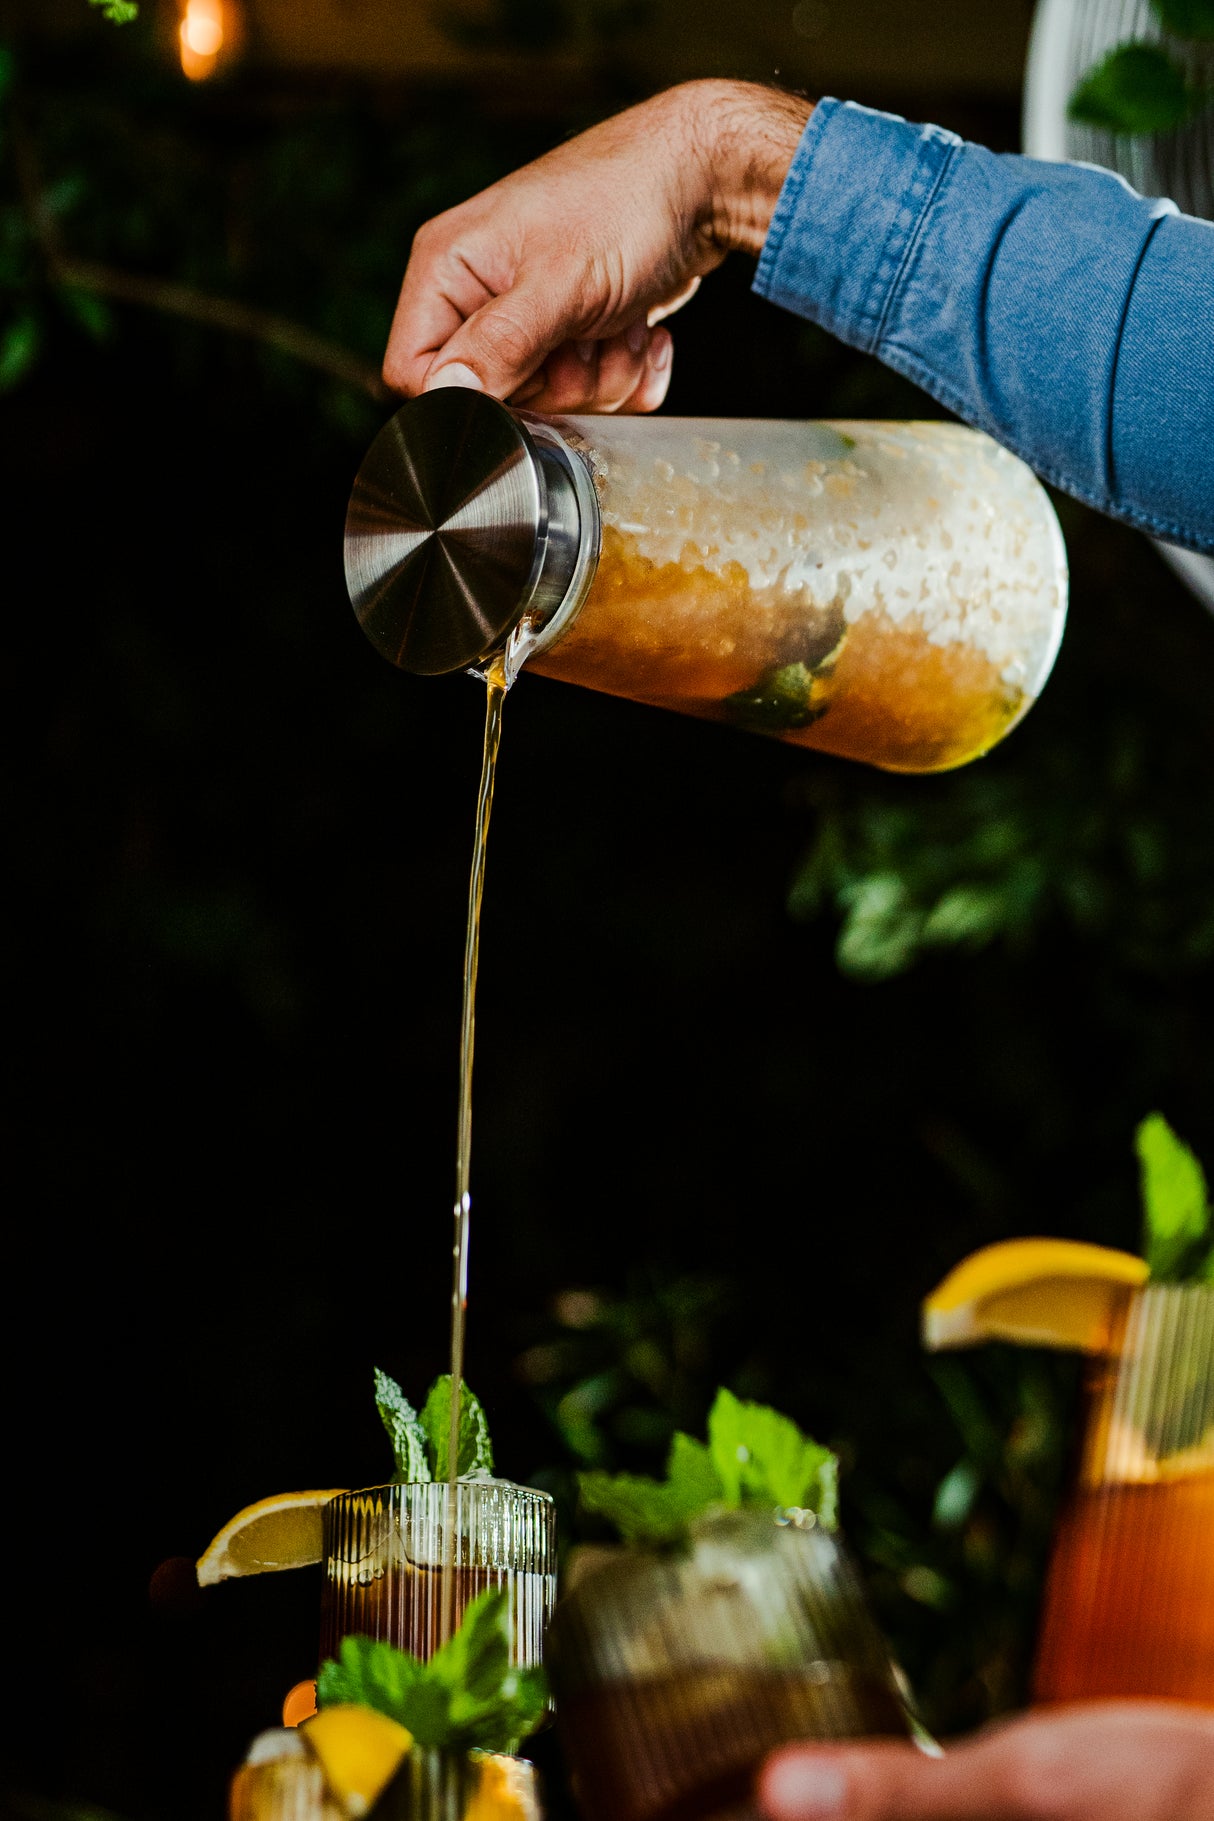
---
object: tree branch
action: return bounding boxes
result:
[54,251,390,401]
[11,114,389,403]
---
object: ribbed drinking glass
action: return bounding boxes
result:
[1034,1281,1214,1703]
[319,1481,556,1669]
[548,1509,920,1821]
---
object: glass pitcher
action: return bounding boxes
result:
[344,392,1067,774]
[1032,1281,1214,1703]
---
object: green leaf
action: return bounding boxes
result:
[1151,0,1214,41]
[578,1466,710,1546]
[317,1633,425,1720]
[1136,1112,1212,1281]
[723,662,826,734]
[1068,42,1203,134]
[375,1368,431,1483]
[60,287,114,342]
[0,314,40,391]
[707,1387,838,1519]
[87,0,139,22]
[429,1584,511,1706]
[666,1430,723,1506]
[578,1390,837,1545]
[578,1427,724,1544]
[420,1375,494,1479]
[316,1593,547,1752]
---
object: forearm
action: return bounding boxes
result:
[754,98,1214,554]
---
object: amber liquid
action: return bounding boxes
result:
[441,660,507,1643]
[1033,1475,1214,1704]
[559,1666,909,1821]
[320,1558,549,1664]
[531,527,1025,774]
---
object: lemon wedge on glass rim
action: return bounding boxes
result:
[922,1237,1149,1354]
[196,1488,347,1585]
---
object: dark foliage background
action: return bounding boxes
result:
[3,6,1213,1818]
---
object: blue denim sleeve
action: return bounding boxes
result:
[753,97,1214,555]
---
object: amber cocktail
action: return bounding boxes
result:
[1033,1282,1214,1703]
[320,1481,556,1669]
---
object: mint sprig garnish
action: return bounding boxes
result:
[375,1371,495,1483]
[317,1588,547,1753]
[375,1369,430,1483]
[421,1374,495,1480]
[578,1387,838,1546]
[1136,1112,1214,1283]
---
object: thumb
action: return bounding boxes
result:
[422,280,578,402]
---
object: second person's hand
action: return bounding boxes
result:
[382,79,812,414]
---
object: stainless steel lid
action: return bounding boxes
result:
[343,388,596,676]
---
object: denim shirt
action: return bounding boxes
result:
[753,98,1214,555]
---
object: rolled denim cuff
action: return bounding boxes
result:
[753,97,962,355]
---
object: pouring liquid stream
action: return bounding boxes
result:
[441,655,508,1646]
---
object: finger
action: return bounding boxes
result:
[382,221,501,397]
[419,275,594,402]
[759,1707,1214,1821]
[648,275,701,324]
[507,323,673,415]
[627,326,674,412]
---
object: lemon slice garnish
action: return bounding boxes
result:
[922,1238,1148,1354]
[196,1489,346,1585]
[302,1705,413,1817]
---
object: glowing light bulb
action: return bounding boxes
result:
[179,0,224,80]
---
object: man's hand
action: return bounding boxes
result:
[382,80,812,413]
[758,1703,1214,1821]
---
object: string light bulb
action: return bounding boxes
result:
[179,0,226,81]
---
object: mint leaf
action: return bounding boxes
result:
[578,1427,725,1544]
[317,1633,424,1719]
[666,1431,723,1506]
[375,1368,431,1483]
[432,1589,548,1748]
[420,1376,494,1479]
[1068,43,1203,133]
[0,316,40,392]
[579,1467,711,1546]
[707,1387,838,1521]
[316,1592,547,1752]
[723,662,826,734]
[316,1595,549,1748]
[578,1392,838,1545]
[1136,1112,1212,1282]
[1151,0,1214,41]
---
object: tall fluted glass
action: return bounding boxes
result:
[1034,1282,1214,1702]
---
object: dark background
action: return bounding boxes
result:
[3,4,1213,1817]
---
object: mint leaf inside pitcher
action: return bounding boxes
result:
[723,662,827,734]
